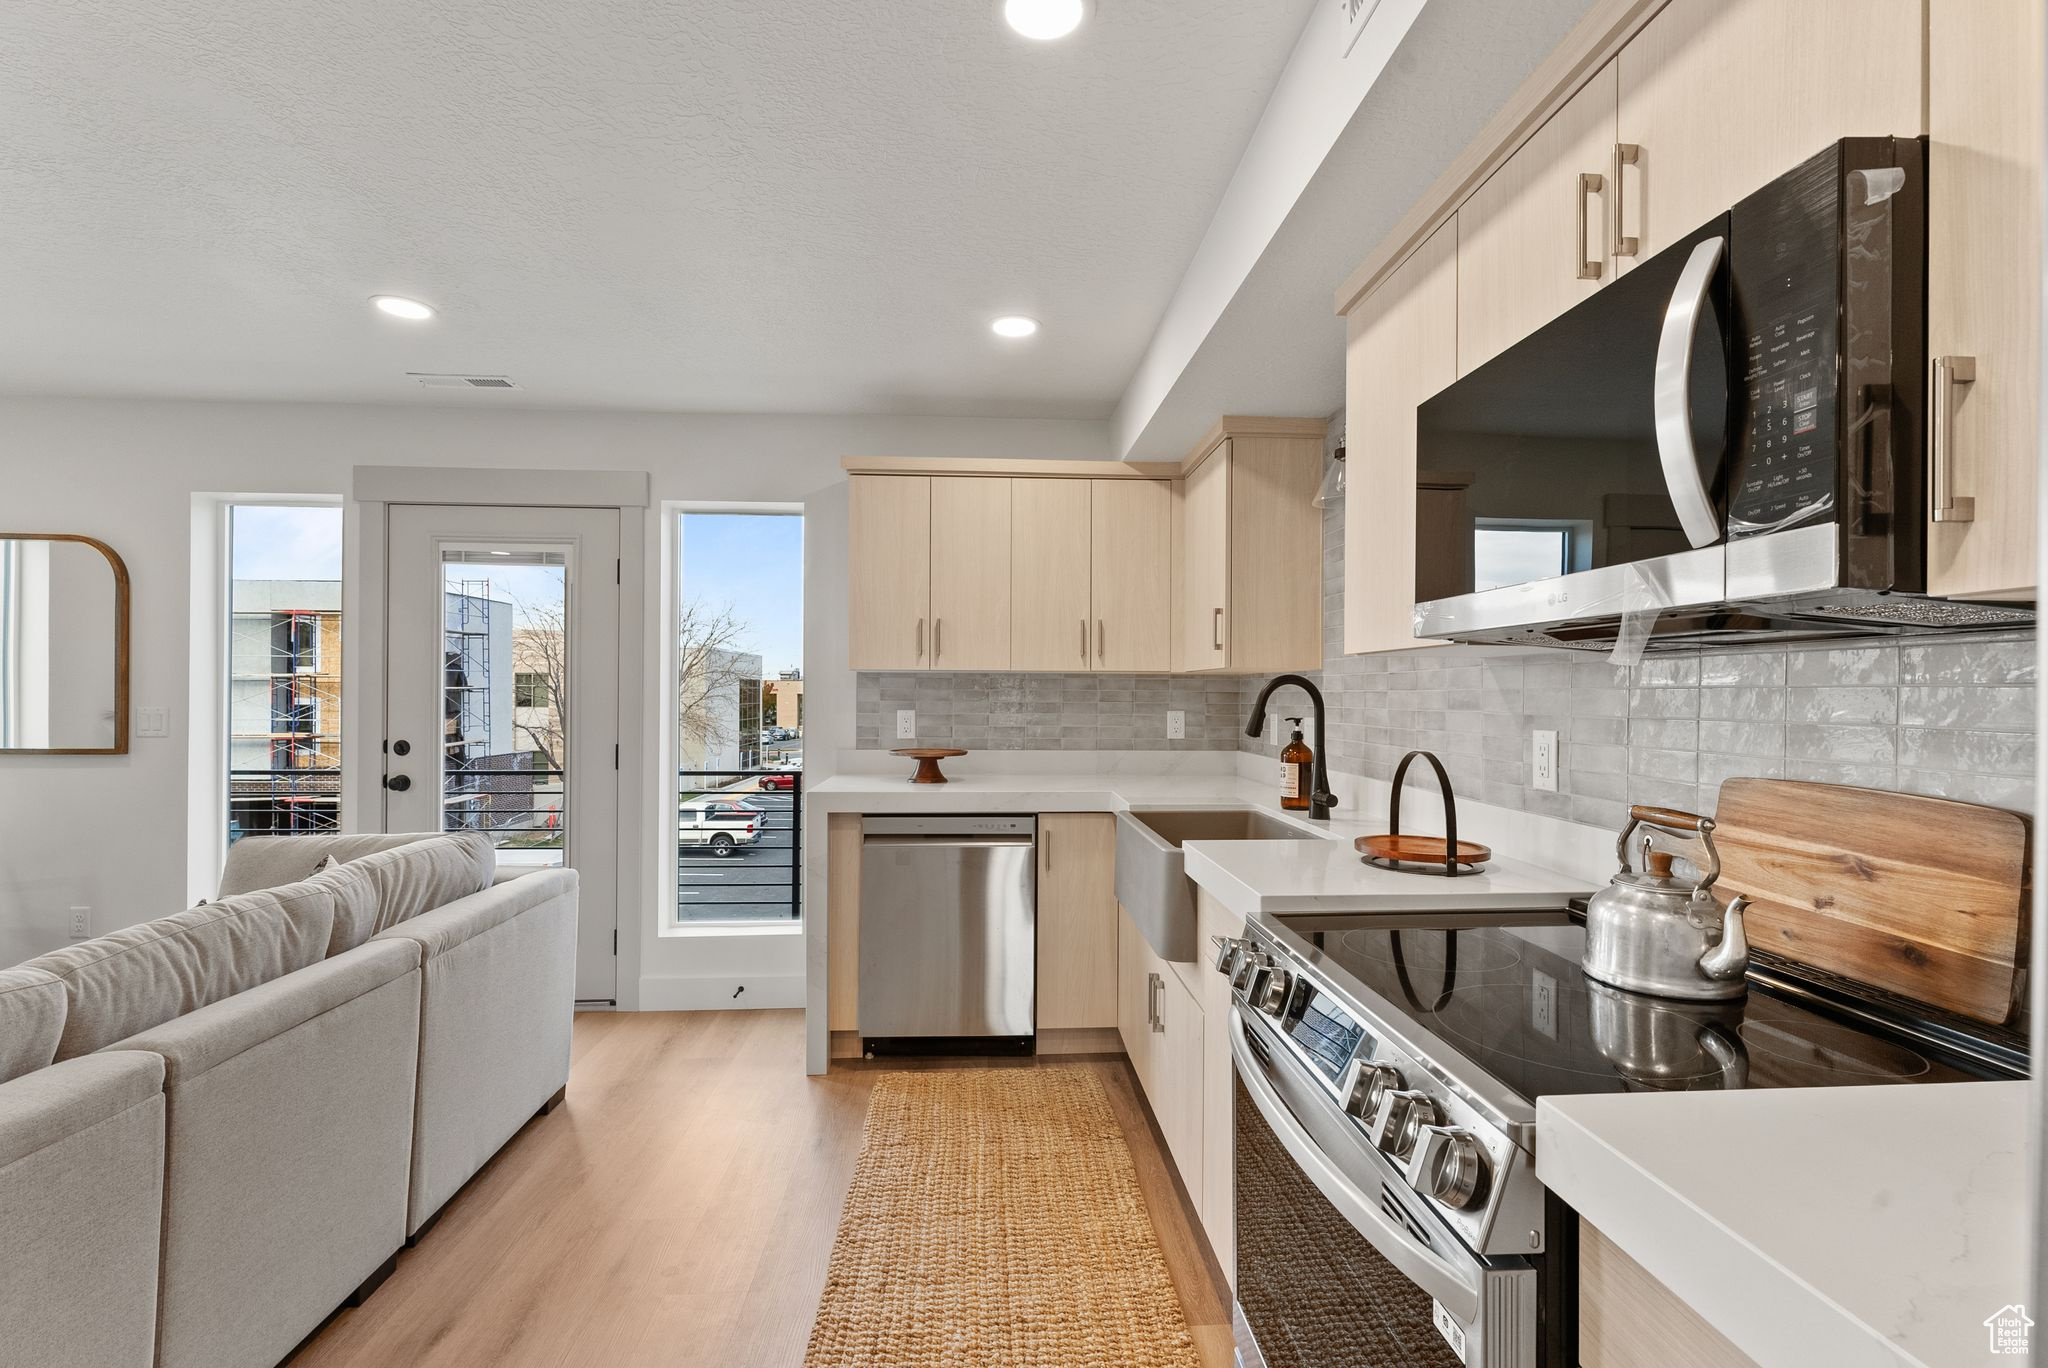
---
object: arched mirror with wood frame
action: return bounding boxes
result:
[0,534,130,755]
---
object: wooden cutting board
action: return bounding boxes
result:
[1710,778,2030,1025]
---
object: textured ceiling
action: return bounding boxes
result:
[1,0,1315,415]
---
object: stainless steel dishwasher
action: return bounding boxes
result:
[858,815,1036,1054]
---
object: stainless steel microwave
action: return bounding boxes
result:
[1410,136,2032,650]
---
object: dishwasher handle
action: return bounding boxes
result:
[860,834,1035,849]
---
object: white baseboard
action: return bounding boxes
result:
[637,972,807,1011]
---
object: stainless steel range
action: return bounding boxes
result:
[1216,910,2020,1368]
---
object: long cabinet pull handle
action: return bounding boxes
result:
[1576,171,1605,280]
[934,619,942,662]
[1097,618,1105,661]
[1611,143,1640,259]
[1930,355,1978,523]
[1212,607,1224,652]
[916,618,924,661]
[1044,830,1052,870]
[1080,618,1088,662]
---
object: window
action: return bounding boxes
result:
[674,508,803,926]
[228,505,342,841]
[514,671,551,709]
[1470,518,1590,592]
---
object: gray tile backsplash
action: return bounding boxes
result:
[854,672,1245,751]
[858,416,2035,820]
[1241,435,2039,820]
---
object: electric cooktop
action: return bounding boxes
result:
[1278,917,1997,1103]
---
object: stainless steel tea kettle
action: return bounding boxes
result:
[1581,805,1750,1001]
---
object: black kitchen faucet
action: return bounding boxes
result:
[1245,674,1337,821]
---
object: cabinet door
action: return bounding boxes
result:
[1458,62,1617,374]
[1036,814,1118,1030]
[1180,445,1231,672]
[1154,968,1205,1193]
[1090,480,1172,672]
[928,478,1012,669]
[1344,219,1458,656]
[1117,905,1155,1092]
[848,475,930,670]
[1927,0,2042,602]
[1195,890,1244,1282]
[1616,0,1922,267]
[1011,479,1094,670]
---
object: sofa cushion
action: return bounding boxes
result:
[25,884,336,1061]
[307,859,382,957]
[218,831,445,897]
[0,967,67,1083]
[338,833,496,945]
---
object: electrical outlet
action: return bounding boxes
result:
[1165,710,1185,740]
[68,907,90,939]
[1531,729,1558,792]
[1530,970,1557,1039]
[895,709,916,740]
[137,707,169,739]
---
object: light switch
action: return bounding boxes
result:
[896,709,916,740]
[137,707,169,739]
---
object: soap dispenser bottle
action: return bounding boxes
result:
[1280,718,1313,812]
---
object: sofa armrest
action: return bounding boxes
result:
[377,867,579,960]
[0,1051,163,1170]
[114,939,420,1083]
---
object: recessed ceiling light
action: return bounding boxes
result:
[991,315,1040,339]
[371,295,435,321]
[1003,0,1088,41]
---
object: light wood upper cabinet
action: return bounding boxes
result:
[1035,813,1118,1030]
[1926,0,2042,602]
[1011,478,1094,670]
[1615,0,1923,268]
[1458,61,1618,374]
[1345,219,1459,656]
[928,478,1012,669]
[1091,479,1173,672]
[847,475,930,670]
[1179,444,1232,672]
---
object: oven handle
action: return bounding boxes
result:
[1229,1010,1482,1323]
[1651,234,1728,550]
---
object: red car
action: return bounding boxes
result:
[758,772,796,791]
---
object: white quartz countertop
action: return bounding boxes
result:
[1539,1082,2031,1368]
[807,770,1594,916]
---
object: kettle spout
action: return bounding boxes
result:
[1698,894,1751,983]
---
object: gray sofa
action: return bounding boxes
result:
[0,832,579,1368]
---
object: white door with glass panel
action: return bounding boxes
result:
[383,505,621,1002]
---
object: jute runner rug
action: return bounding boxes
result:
[804,1067,1204,1368]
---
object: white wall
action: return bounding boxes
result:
[0,396,1111,989]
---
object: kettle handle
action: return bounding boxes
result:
[1616,806,1721,889]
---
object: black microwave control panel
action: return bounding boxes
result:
[1726,147,1843,540]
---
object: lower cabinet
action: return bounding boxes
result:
[1580,1219,1759,1367]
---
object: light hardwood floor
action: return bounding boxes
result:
[290,1010,1233,1368]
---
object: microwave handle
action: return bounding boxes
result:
[1229,1010,1484,1323]
[1652,235,1728,549]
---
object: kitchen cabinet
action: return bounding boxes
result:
[847,476,930,670]
[1580,1219,1759,1368]
[1925,0,2042,602]
[1194,889,1243,1281]
[1035,813,1118,1031]
[1090,479,1172,672]
[1117,906,1203,1197]
[1344,219,1459,656]
[928,477,1012,669]
[1011,478,1094,670]
[1174,420,1325,675]
[1117,905,1154,1077]
[1457,62,1618,374]
[1614,0,1922,269]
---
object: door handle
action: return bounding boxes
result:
[1211,607,1224,652]
[1043,829,1052,871]
[1576,171,1605,280]
[1080,618,1088,663]
[1611,143,1641,259]
[933,619,942,663]
[384,774,412,792]
[1651,235,1728,549]
[1930,355,1978,523]
[1097,618,1105,661]
[916,618,925,662]
[1149,973,1166,1033]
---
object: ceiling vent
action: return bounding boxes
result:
[407,372,520,390]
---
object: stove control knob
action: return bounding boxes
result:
[1340,1062,1402,1126]
[1212,936,1243,976]
[1231,951,1269,994]
[1254,968,1293,1017]
[1371,1090,1436,1158]
[1410,1126,1489,1211]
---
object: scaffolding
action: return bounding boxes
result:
[444,581,495,826]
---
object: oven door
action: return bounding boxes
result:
[1231,1009,1535,1368]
